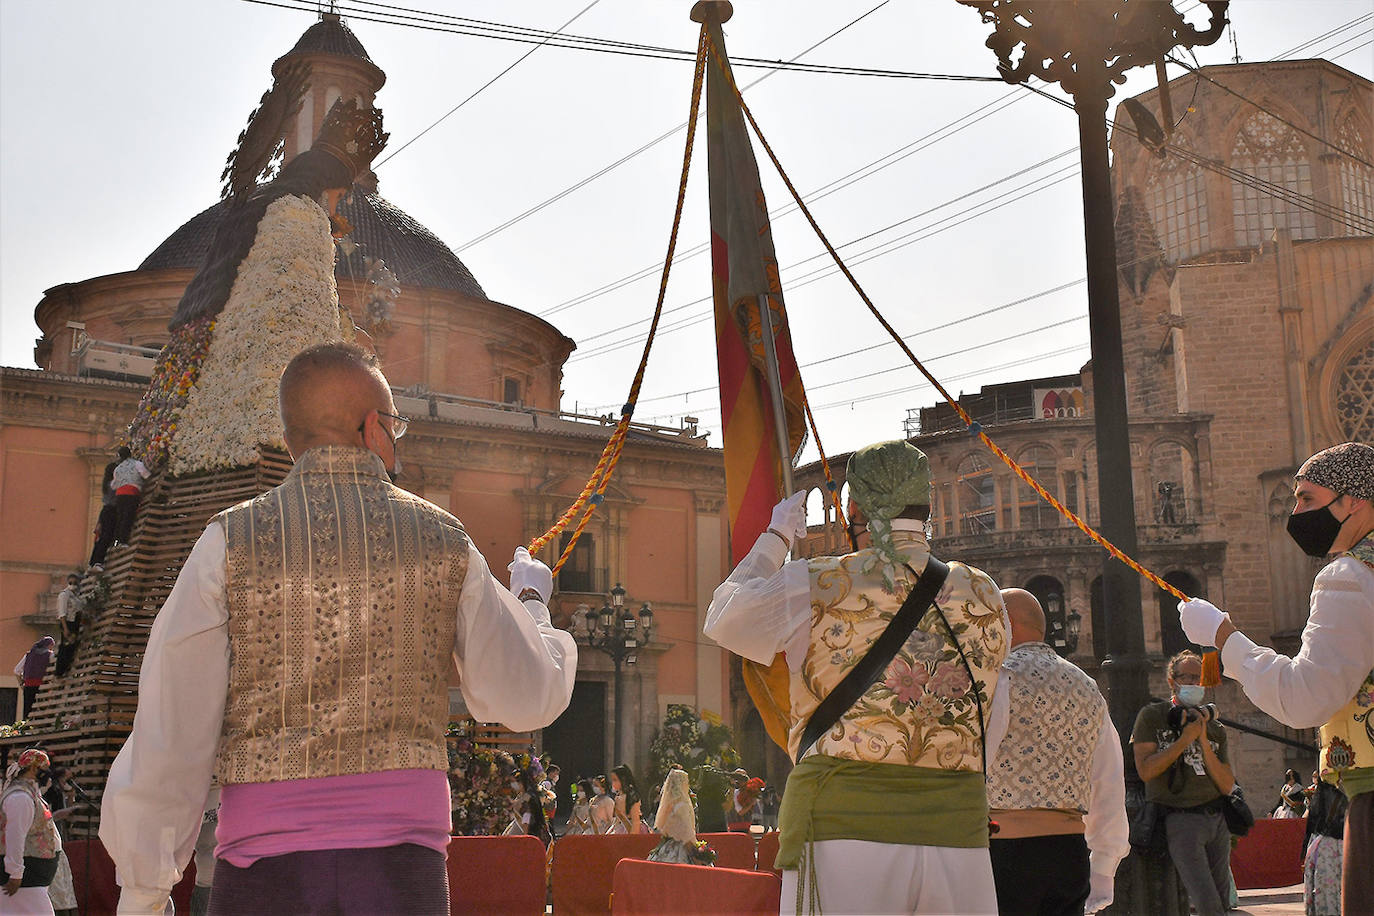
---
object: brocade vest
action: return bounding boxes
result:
[986,642,1105,812]
[1318,535,1374,785]
[788,530,1008,768]
[0,781,60,862]
[213,446,467,785]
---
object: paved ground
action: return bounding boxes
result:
[1234,884,1304,915]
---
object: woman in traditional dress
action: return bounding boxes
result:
[646,769,714,866]
[590,776,619,835]
[565,779,595,836]
[609,764,643,834]
[1303,772,1347,916]
[1275,768,1307,818]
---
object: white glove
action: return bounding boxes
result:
[768,491,808,546]
[508,547,553,603]
[1085,871,1113,913]
[1179,597,1226,647]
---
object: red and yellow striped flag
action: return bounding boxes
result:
[701,16,808,750]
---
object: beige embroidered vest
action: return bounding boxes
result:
[788,530,1008,769]
[986,643,1105,811]
[0,781,60,861]
[214,447,467,785]
[1318,537,1374,780]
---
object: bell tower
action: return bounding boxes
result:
[273,12,387,175]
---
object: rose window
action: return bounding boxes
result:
[1335,337,1374,441]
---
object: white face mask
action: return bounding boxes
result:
[1176,684,1206,707]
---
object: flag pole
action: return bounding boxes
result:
[756,293,795,497]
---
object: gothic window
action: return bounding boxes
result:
[957,453,996,535]
[1230,110,1317,247]
[1336,337,1374,441]
[1016,445,1057,530]
[1336,115,1374,237]
[1146,134,1210,260]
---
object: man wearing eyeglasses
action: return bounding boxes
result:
[102,342,577,915]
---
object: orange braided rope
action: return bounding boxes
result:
[527,28,711,574]
[702,32,1189,605]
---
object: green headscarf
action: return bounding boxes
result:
[846,440,932,589]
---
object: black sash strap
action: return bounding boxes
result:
[796,556,950,764]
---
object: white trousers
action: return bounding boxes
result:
[779,839,998,916]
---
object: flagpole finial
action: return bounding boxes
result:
[690,1,732,24]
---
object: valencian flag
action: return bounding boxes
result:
[700,6,808,750]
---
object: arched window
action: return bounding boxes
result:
[1336,114,1374,236]
[1157,571,1201,657]
[957,453,996,534]
[1147,133,1210,260]
[1231,110,1316,247]
[1336,337,1374,442]
[1016,445,1057,530]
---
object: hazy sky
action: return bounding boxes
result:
[2,0,1370,460]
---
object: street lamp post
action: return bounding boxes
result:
[580,584,655,769]
[954,0,1228,738]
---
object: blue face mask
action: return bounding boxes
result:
[1176,684,1206,707]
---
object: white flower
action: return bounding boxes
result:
[170,195,344,474]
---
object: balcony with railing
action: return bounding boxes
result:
[71,337,161,382]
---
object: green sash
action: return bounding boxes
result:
[775,755,988,869]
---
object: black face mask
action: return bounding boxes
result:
[1286,498,1347,557]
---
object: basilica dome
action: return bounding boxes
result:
[139,191,487,300]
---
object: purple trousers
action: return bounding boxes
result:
[207,843,448,916]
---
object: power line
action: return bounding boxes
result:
[375,0,602,169]
[449,2,904,253]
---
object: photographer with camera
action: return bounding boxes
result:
[1130,651,1236,916]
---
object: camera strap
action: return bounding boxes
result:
[796,556,949,764]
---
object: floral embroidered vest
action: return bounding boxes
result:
[214,446,467,784]
[986,643,1104,812]
[1318,535,1374,780]
[788,530,1008,768]
[0,781,60,861]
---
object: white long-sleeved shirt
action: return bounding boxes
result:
[985,658,1130,897]
[2,788,36,881]
[101,522,577,913]
[1220,553,1374,728]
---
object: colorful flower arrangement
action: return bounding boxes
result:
[646,704,742,802]
[128,315,215,470]
[169,195,345,475]
[445,724,546,836]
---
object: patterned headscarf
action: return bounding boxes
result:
[1296,442,1374,500]
[847,440,932,589]
[3,748,49,787]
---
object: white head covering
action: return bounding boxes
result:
[653,769,698,845]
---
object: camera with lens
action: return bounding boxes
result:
[1166,703,1218,730]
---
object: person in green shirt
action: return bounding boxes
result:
[1131,651,1235,916]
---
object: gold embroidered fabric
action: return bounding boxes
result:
[788,531,1008,769]
[214,446,468,784]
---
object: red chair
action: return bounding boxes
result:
[610,859,781,915]
[696,833,756,871]
[1230,817,1306,889]
[550,833,661,916]
[755,831,781,876]
[64,838,197,916]
[447,835,547,915]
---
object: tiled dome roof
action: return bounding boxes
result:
[138,192,487,300]
[278,14,375,67]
